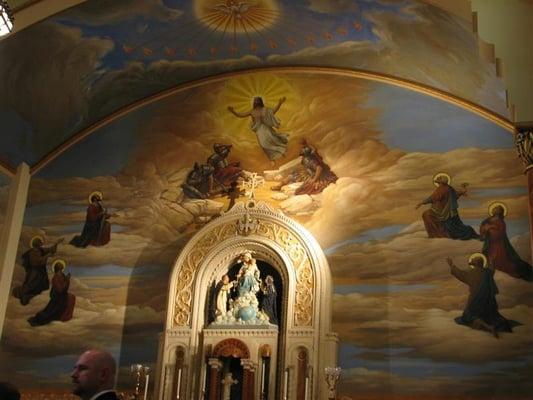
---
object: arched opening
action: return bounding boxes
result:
[157,200,338,399]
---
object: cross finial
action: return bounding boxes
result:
[243,172,264,200]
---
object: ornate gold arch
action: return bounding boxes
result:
[172,203,314,328]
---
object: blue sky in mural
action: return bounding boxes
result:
[0,108,34,166]
[338,344,531,379]
[73,264,168,278]
[55,0,411,68]
[334,283,435,295]
[326,216,529,256]
[36,106,154,179]
[325,224,407,255]
[366,85,514,152]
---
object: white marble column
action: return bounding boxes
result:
[0,163,30,338]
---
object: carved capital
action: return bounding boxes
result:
[240,359,257,371]
[208,358,223,370]
[515,126,533,172]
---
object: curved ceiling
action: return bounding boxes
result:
[0,0,509,175]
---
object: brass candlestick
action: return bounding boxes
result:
[324,366,341,400]
[130,364,150,400]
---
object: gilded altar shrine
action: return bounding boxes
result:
[155,200,338,399]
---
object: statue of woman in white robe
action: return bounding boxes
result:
[228,96,289,165]
[216,274,234,316]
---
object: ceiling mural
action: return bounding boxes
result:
[0,0,507,171]
[0,71,530,399]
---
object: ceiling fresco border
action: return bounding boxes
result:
[30,65,515,176]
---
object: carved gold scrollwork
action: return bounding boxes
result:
[173,224,237,326]
[173,213,314,327]
[251,220,314,327]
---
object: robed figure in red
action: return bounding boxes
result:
[28,259,76,326]
[480,202,533,281]
[416,173,479,240]
[70,191,111,248]
[207,143,243,190]
[271,139,337,195]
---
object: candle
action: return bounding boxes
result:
[304,376,309,400]
[143,374,149,400]
[176,368,182,400]
[261,361,266,393]
[202,366,207,395]
[283,369,289,400]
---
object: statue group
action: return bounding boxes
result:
[211,251,278,326]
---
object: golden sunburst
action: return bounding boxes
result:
[195,0,280,34]
[215,73,296,139]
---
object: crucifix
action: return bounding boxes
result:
[221,372,239,400]
[242,172,264,200]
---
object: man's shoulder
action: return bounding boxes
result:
[94,392,119,400]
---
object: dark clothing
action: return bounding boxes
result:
[480,216,533,281]
[93,392,119,400]
[208,280,224,324]
[28,272,75,326]
[0,382,20,400]
[295,146,337,195]
[70,202,111,247]
[452,265,512,333]
[260,283,278,325]
[422,184,479,240]
[182,164,214,199]
[12,246,55,305]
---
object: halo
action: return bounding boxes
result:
[30,235,45,248]
[488,201,508,217]
[88,190,103,204]
[433,172,451,187]
[468,253,488,269]
[51,258,67,272]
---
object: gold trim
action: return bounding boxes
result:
[173,215,314,327]
[88,190,103,203]
[488,201,507,217]
[432,172,451,187]
[30,235,45,248]
[31,66,515,175]
[51,258,67,272]
[468,253,488,268]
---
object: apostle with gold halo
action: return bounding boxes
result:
[416,172,479,240]
[480,202,533,281]
[70,191,112,248]
[12,236,63,305]
[447,254,513,338]
[28,259,76,326]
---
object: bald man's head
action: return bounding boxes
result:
[71,350,116,400]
